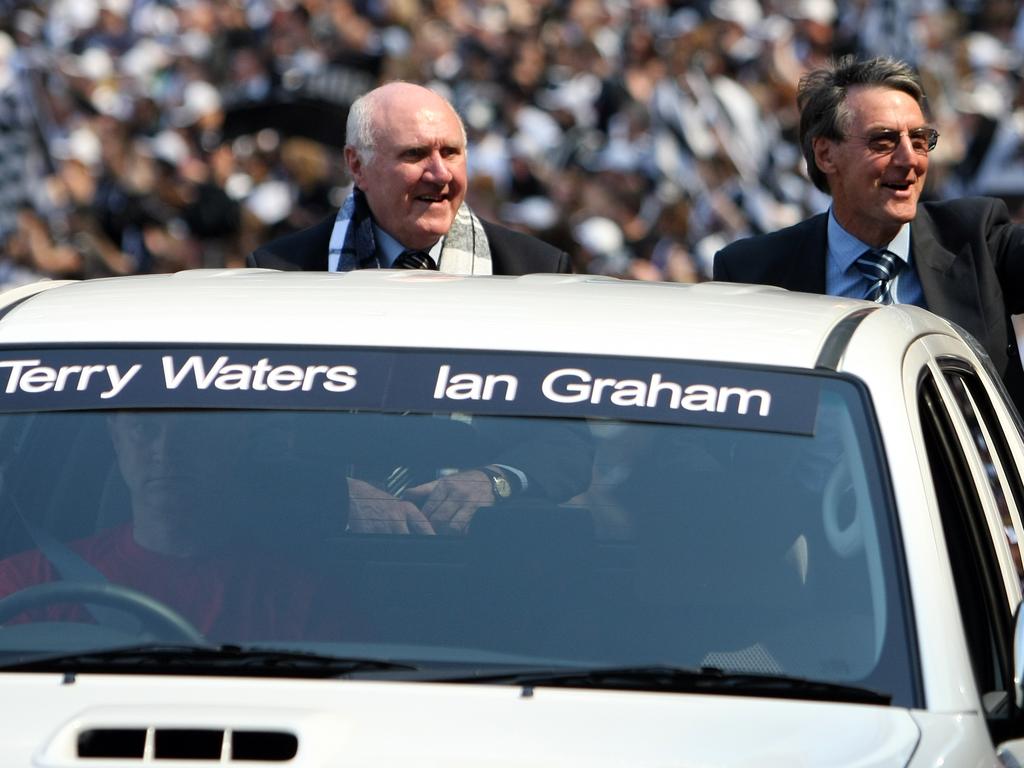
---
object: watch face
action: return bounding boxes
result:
[492,473,512,498]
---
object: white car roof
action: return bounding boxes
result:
[0,270,957,370]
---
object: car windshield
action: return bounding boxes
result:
[0,347,916,705]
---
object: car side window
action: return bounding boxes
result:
[942,367,1024,586]
[918,371,1014,719]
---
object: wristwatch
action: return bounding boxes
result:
[481,466,513,501]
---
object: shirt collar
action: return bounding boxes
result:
[827,208,912,273]
[373,225,444,268]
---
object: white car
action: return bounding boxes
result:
[1,269,1024,766]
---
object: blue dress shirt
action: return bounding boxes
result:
[825,209,926,308]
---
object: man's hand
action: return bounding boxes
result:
[404,470,494,535]
[347,478,435,534]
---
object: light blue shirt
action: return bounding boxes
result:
[825,209,926,308]
[374,226,444,267]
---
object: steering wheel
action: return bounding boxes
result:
[0,582,206,644]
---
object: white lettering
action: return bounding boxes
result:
[78,365,106,390]
[324,366,357,392]
[0,359,41,393]
[101,364,141,399]
[163,355,360,394]
[2,355,364,399]
[542,367,773,418]
[266,365,304,391]
[163,355,228,389]
[609,379,646,407]
[482,374,517,401]
[590,377,619,404]
[434,364,451,399]
[717,386,771,416]
[301,365,329,392]
[0,359,140,398]
[542,369,592,404]
[54,365,83,391]
[681,384,718,413]
[646,373,682,409]
[446,373,483,400]
[434,365,519,401]
[20,366,56,393]
[251,358,274,391]
[213,363,253,390]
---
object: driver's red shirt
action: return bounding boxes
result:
[0,524,323,641]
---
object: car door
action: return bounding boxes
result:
[911,333,1024,743]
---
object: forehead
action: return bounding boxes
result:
[845,86,926,129]
[376,95,464,151]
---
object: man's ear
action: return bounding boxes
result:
[344,146,363,187]
[812,137,836,176]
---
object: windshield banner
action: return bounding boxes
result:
[0,348,822,434]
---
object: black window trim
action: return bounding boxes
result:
[938,356,1024,582]
[919,367,1016,721]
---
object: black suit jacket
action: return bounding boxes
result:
[248,214,571,274]
[714,197,1024,405]
[247,210,588,498]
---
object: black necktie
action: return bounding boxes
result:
[855,248,902,304]
[394,249,438,270]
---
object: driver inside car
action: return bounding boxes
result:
[0,411,331,642]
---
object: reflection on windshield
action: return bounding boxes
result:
[0,379,915,705]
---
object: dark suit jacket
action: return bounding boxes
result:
[248,214,571,274]
[714,197,1024,405]
[247,210,588,497]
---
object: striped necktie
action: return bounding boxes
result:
[394,249,438,270]
[855,248,902,304]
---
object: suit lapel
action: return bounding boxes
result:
[255,216,334,271]
[911,207,986,341]
[784,214,829,293]
[305,217,335,270]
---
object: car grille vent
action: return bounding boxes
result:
[77,728,298,762]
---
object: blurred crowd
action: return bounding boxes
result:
[1,0,1023,290]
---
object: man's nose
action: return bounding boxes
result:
[890,134,920,165]
[423,151,453,183]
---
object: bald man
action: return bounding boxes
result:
[247,84,587,533]
[248,81,570,275]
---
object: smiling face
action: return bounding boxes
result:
[346,84,467,251]
[812,86,930,246]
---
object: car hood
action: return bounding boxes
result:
[1,673,925,767]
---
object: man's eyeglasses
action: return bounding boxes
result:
[854,127,939,155]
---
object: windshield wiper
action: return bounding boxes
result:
[0,644,418,678]
[435,664,891,705]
